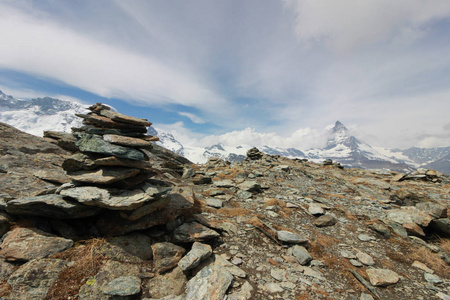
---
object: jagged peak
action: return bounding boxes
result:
[332,120,348,133]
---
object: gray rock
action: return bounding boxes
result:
[145,267,187,299]
[105,233,154,261]
[75,133,145,161]
[0,259,15,281]
[102,276,142,296]
[265,282,284,293]
[270,268,287,281]
[360,292,375,300]
[182,166,196,178]
[292,245,312,265]
[6,194,101,219]
[340,250,356,259]
[277,230,308,244]
[314,214,337,227]
[185,264,233,300]
[206,198,223,208]
[178,242,212,271]
[387,207,433,227]
[213,179,235,188]
[366,268,400,286]
[172,222,220,243]
[7,258,67,300]
[356,251,375,266]
[79,260,140,300]
[424,273,443,284]
[368,222,391,238]
[103,134,152,147]
[416,202,447,219]
[62,152,97,172]
[68,167,140,185]
[238,181,261,192]
[0,227,73,261]
[99,109,152,126]
[350,259,363,267]
[60,186,110,204]
[214,254,247,278]
[228,281,253,300]
[358,234,376,241]
[308,203,325,216]
[152,242,186,273]
[237,190,252,199]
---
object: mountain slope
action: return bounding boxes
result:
[0,90,87,136]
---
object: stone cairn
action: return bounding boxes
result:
[5,103,196,237]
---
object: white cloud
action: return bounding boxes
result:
[177,112,205,124]
[158,122,329,150]
[0,4,228,115]
[287,0,450,53]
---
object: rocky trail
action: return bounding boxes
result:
[0,105,449,300]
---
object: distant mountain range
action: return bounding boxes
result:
[1,90,449,174]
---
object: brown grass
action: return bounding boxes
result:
[264,198,286,207]
[440,238,450,253]
[213,207,253,217]
[408,246,449,278]
[45,238,107,300]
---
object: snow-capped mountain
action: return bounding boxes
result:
[1,90,448,174]
[147,126,185,156]
[0,90,88,136]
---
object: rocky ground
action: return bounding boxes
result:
[0,119,449,300]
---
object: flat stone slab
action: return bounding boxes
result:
[172,222,220,243]
[152,242,186,273]
[104,134,152,147]
[387,207,433,227]
[68,167,140,184]
[185,264,233,300]
[94,156,154,170]
[102,276,141,297]
[0,227,73,261]
[366,268,400,286]
[277,230,308,244]
[96,187,195,236]
[178,242,212,271]
[308,203,325,216]
[6,194,101,219]
[75,133,145,161]
[33,169,71,184]
[206,198,223,208]
[99,109,152,127]
[314,214,337,227]
[7,258,67,300]
[76,113,148,131]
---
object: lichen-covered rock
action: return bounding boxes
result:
[152,242,186,273]
[7,258,67,300]
[0,227,73,261]
[366,268,400,286]
[185,264,233,300]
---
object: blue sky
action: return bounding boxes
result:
[0,0,450,149]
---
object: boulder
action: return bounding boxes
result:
[152,242,186,273]
[185,264,233,300]
[7,258,67,300]
[366,268,400,287]
[0,227,73,261]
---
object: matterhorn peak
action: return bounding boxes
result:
[332,120,348,133]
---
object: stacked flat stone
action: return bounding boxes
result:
[6,103,195,236]
[66,103,158,186]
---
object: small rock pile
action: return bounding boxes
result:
[246,147,263,160]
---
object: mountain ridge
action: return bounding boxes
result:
[0,90,448,174]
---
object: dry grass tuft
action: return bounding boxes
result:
[45,238,107,300]
[264,198,286,207]
[408,246,449,278]
[440,238,450,254]
[214,207,253,217]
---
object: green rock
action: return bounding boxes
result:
[75,134,144,161]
